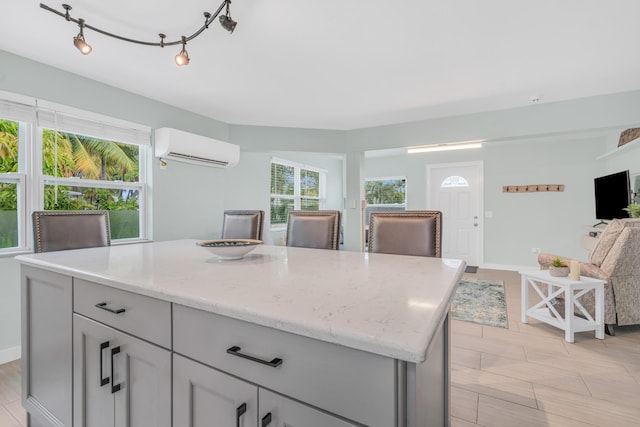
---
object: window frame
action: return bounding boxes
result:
[0,92,151,254]
[270,157,327,230]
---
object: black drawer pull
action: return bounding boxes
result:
[99,341,109,386]
[110,346,122,394]
[226,346,283,368]
[95,302,126,314]
[236,403,247,427]
[261,412,272,427]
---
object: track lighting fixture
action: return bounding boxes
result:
[219,0,237,33]
[73,18,92,55]
[40,0,238,66]
[174,37,190,66]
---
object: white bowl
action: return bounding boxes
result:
[197,239,263,260]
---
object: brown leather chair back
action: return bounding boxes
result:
[368,211,442,257]
[222,210,265,240]
[286,210,341,250]
[33,210,111,253]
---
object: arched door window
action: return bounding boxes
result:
[441,175,469,188]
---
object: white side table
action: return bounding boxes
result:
[520,269,605,343]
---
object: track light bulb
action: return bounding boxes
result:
[175,37,190,66]
[73,19,92,55]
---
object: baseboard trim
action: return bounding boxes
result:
[0,345,21,364]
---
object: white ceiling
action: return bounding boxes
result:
[2,0,640,130]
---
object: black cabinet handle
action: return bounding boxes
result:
[236,403,247,427]
[261,412,272,427]
[226,346,283,368]
[110,346,122,394]
[95,302,126,314]
[99,341,109,386]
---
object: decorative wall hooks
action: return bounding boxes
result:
[502,184,565,193]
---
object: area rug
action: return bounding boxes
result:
[451,278,509,328]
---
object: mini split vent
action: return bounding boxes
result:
[154,127,240,168]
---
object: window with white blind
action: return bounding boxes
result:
[0,93,150,252]
[270,158,326,227]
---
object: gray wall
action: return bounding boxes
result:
[1,48,640,356]
[365,135,605,267]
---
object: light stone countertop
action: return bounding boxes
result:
[16,239,465,363]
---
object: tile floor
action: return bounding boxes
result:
[1,268,639,426]
[452,268,640,427]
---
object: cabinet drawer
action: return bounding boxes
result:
[173,304,396,427]
[74,279,171,349]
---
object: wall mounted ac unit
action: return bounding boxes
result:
[154,127,240,168]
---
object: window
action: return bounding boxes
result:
[0,94,150,253]
[270,158,326,227]
[441,175,469,188]
[0,119,22,249]
[42,129,143,240]
[364,177,407,226]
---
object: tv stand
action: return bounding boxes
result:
[592,220,609,228]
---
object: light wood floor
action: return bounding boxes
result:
[0,359,25,426]
[1,268,639,426]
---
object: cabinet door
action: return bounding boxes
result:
[113,326,171,427]
[73,314,117,427]
[174,354,258,427]
[21,267,73,427]
[74,314,172,427]
[259,389,358,427]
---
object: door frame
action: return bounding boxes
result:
[426,160,484,266]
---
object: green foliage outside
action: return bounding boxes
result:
[365,178,406,205]
[0,119,142,247]
[270,163,321,225]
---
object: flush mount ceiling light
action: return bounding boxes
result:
[40,1,238,66]
[407,140,484,154]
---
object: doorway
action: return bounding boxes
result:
[426,161,483,266]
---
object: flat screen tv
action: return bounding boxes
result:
[594,170,631,221]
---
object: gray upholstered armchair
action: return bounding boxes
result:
[538,218,640,334]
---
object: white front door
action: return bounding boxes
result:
[426,161,483,266]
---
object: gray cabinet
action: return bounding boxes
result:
[21,266,73,427]
[259,389,358,427]
[174,354,356,427]
[173,304,395,427]
[73,314,171,427]
[173,354,258,427]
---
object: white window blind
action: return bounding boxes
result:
[0,99,35,123]
[270,157,327,227]
[36,108,151,147]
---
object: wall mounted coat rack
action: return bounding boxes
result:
[502,184,565,193]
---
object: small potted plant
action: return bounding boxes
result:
[623,202,640,218]
[549,256,570,277]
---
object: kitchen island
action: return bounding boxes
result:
[17,239,464,427]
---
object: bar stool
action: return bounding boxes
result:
[32,210,111,253]
[368,210,442,257]
[221,210,265,240]
[286,210,341,250]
